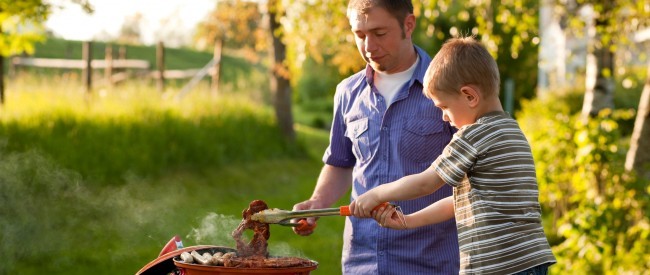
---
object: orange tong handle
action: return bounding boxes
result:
[295,219,317,231]
[339,202,390,216]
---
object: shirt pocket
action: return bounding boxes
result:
[345,117,371,163]
[399,118,446,163]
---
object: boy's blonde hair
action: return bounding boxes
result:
[424,36,500,98]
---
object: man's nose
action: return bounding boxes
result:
[364,36,378,53]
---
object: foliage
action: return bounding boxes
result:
[194,0,268,60]
[518,91,650,274]
[116,12,143,45]
[0,0,92,56]
[561,0,650,50]
[281,0,362,77]
[417,0,540,112]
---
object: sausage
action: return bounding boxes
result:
[180,252,194,263]
[212,252,224,265]
[191,250,212,265]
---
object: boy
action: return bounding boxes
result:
[349,37,556,274]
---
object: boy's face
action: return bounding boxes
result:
[430,89,476,129]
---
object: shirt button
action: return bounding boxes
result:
[378,251,385,256]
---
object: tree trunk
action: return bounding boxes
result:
[267,0,295,141]
[625,62,650,179]
[581,46,615,119]
[1,54,4,105]
[537,0,567,95]
[0,24,4,105]
[581,3,615,120]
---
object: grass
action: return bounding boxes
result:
[0,74,345,274]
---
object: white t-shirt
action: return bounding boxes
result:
[374,55,419,105]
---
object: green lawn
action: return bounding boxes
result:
[0,70,345,274]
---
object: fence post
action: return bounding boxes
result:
[65,41,73,75]
[211,39,223,97]
[156,41,165,93]
[504,78,514,115]
[82,41,93,93]
[105,44,113,87]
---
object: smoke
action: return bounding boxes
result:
[186,213,309,258]
[0,148,97,272]
[268,242,308,258]
[187,212,241,248]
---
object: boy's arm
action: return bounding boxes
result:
[351,165,447,217]
[372,196,454,229]
[403,196,454,228]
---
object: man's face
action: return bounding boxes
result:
[348,7,414,74]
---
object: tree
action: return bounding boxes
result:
[116,12,143,45]
[417,1,540,111]
[194,0,267,60]
[195,0,267,97]
[557,0,650,176]
[266,0,294,141]
[0,0,92,104]
[281,0,363,79]
[196,0,294,140]
[625,62,650,178]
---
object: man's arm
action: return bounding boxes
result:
[292,164,353,235]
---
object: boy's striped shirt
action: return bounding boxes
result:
[432,111,556,274]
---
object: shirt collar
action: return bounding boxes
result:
[364,45,429,88]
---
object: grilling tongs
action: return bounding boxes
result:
[251,202,391,231]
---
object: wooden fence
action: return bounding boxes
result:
[9,41,222,95]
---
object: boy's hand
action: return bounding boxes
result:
[350,191,382,218]
[372,204,406,229]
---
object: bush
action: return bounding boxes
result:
[518,91,650,274]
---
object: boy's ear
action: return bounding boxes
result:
[460,85,480,107]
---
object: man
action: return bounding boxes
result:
[292,0,459,274]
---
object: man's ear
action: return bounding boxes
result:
[460,85,480,108]
[404,14,416,37]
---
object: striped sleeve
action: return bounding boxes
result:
[432,133,477,187]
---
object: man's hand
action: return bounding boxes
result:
[291,199,326,236]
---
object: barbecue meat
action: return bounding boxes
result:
[227,200,315,268]
[232,200,270,258]
[224,255,315,268]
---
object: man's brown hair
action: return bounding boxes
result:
[347,0,414,36]
[424,36,500,98]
